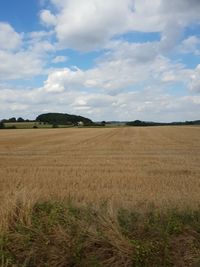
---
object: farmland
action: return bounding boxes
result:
[0,127,200,266]
[4,121,72,129]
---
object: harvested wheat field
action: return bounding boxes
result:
[1,126,200,266]
[0,126,200,224]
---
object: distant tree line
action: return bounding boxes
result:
[126,120,200,126]
[2,114,199,129]
[0,117,34,130]
[0,113,107,129]
[1,117,31,123]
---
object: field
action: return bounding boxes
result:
[0,127,200,266]
[4,122,51,129]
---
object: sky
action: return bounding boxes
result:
[0,0,200,122]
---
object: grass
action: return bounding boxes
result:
[4,122,52,129]
[0,127,200,266]
[4,122,77,129]
[1,201,200,267]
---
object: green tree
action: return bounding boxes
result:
[0,121,5,129]
[8,117,16,122]
[17,117,25,122]
[36,113,93,125]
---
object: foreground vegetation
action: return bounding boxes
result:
[1,201,200,267]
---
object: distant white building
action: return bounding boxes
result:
[77,121,84,126]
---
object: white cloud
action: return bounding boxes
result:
[52,55,68,63]
[185,95,200,105]
[0,50,45,80]
[0,23,54,80]
[180,36,200,55]
[159,20,183,52]
[43,67,85,92]
[40,39,192,95]
[54,0,134,50]
[0,23,22,51]
[189,64,200,93]
[28,30,54,42]
[0,85,199,122]
[1,0,200,122]
[39,0,200,51]
[40,9,57,26]
[160,0,200,21]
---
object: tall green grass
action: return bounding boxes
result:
[1,201,200,267]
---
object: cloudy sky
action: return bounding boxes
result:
[0,0,200,121]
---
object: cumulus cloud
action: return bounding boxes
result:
[159,20,183,52]
[52,55,68,63]
[39,0,200,51]
[180,36,200,55]
[40,39,191,95]
[43,67,84,92]
[189,65,200,93]
[0,23,22,51]
[1,85,199,122]
[160,0,200,20]
[1,0,200,121]
[54,0,134,50]
[0,23,54,80]
[40,9,57,26]
[0,50,44,80]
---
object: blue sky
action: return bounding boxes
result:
[0,0,200,121]
[0,0,41,31]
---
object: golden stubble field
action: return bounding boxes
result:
[0,126,200,230]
